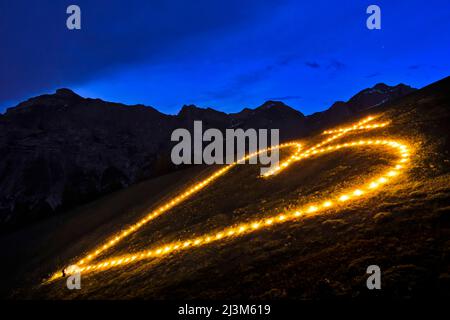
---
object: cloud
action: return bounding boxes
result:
[206,55,300,100]
[304,59,345,72]
[305,61,320,69]
[206,66,273,100]
[0,0,283,104]
[327,59,346,71]
[366,72,381,78]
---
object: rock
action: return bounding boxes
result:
[322,219,347,226]
[373,212,393,223]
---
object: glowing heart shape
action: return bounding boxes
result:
[47,115,410,282]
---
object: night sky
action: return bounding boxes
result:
[1,0,449,114]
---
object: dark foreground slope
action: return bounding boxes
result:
[10,76,449,299]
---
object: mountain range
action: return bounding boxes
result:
[0,82,415,230]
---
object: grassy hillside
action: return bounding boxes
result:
[7,77,450,299]
[3,165,214,298]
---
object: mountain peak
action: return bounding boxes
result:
[348,82,416,108]
[373,83,390,91]
[179,104,200,113]
[55,88,82,99]
[253,100,305,118]
[257,100,290,110]
[178,104,227,119]
[363,82,415,95]
[178,104,207,116]
[307,81,417,131]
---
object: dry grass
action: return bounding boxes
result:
[4,79,450,299]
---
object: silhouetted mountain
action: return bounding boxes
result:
[178,104,230,130]
[307,83,416,130]
[0,82,417,230]
[230,100,308,139]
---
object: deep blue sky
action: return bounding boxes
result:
[1,0,449,115]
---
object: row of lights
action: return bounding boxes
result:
[47,115,411,281]
[263,116,385,177]
[47,142,302,281]
[322,116,389,135]
[73,143,304,268]
[73,165,234,267]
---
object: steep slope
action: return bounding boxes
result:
[0,78,450,299]
[6,76,448,299]
[0,83,416,230]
